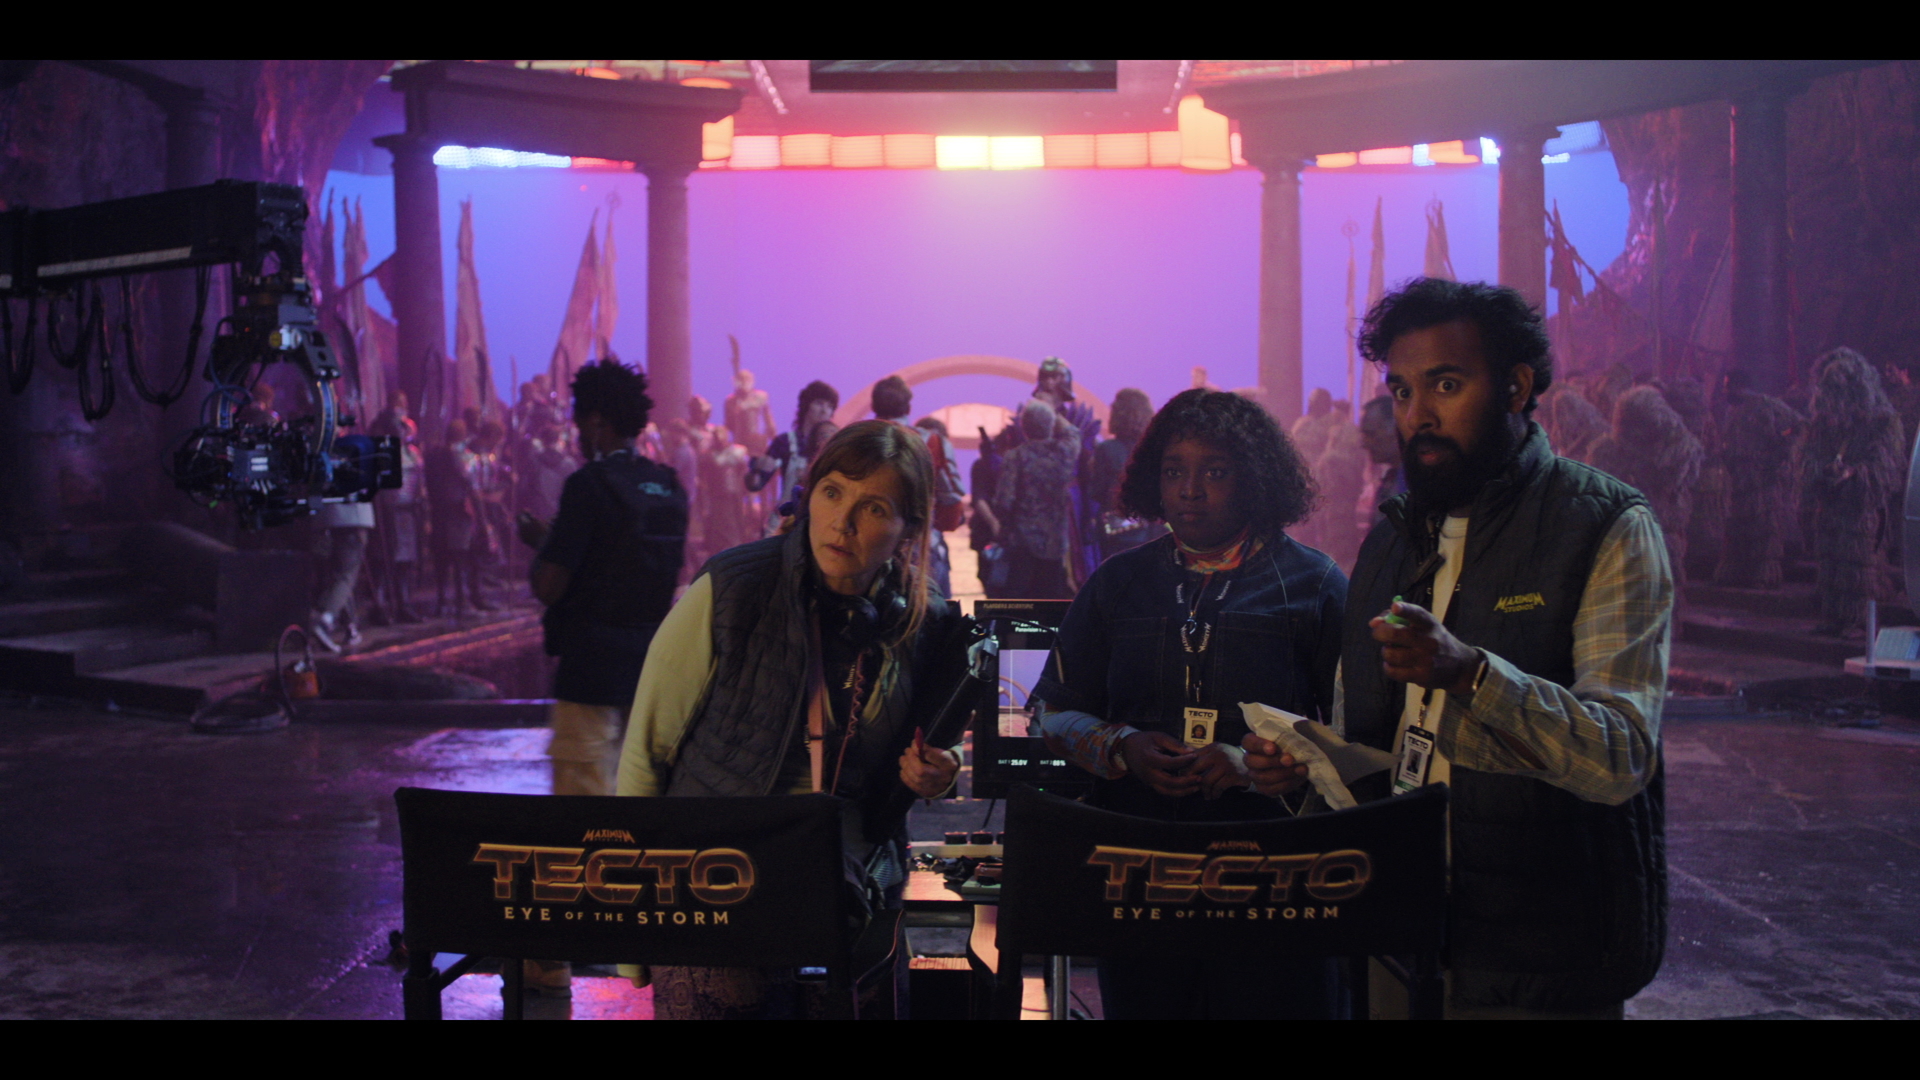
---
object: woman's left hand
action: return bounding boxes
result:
[899,742,961,799]
[1190,743,1251,800]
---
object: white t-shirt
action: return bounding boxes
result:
[1394,514,1468,787]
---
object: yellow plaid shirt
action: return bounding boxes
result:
[1335,503,1672,806]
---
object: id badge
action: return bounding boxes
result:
[1183,707,1219,748]
[1392,725,1436,794]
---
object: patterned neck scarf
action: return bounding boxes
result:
[1173,527,1261,574]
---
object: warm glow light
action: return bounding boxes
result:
[1315,152,1358,168]
[780,133,832,168]
[578,67,622,80]
[929,403,1014,450]
[569,157,635,170]
[1426,139,1478,164]
[883,134,936,168]
[1149,131,1182,167]
[831,135,885,168]
[683,75,736,163]
[935,136,991,170]
[701,115,734,161]
[1177,94,1231,171]
[1357,146,1414,165]
[433,146,572,169]
[1043,134,1095,168]
[989,136,1044,170]
[1096,132,1150,168]
[730,135,780,169]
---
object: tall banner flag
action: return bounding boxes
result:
[317,191,338,303]
[1367,197,1387,311]
[550,211,602,392]
[1422,198,1455,281]
[341,198,388,423]
[455,198,494,417]
[1343,218,1360,415]
[595,193,620,359]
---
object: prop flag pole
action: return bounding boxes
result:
[549,210,601,392]
[454,197,495,417]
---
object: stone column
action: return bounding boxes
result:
[1731,86,1793,395]
[1497,127,1557,312]
[642,164,694,419]
[1253,154,1306,424]
[156,96,224,519]
[375,134,446,433]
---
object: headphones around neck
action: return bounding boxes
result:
[816,552,910,647]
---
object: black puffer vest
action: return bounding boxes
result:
[663,530,935,810]
[664,532,813,798]
[1343,423,1667,1010]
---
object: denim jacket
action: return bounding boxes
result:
[1033,532,1346,820]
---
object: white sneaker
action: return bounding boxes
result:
[309,612,343,654]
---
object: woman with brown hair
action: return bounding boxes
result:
[615,419,961,1019]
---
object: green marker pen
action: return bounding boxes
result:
[1382,595,1409,627]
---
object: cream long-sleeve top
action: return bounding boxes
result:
[614,574,817,799]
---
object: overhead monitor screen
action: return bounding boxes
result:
[809,60,1118,93]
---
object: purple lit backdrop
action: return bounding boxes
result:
[323,151,1624,430]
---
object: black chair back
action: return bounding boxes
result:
[395,787,854,1017]
[997,784,1448,1015]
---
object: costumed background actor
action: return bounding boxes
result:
[615,420,961,1020]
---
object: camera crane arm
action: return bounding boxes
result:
[1,180,396,529]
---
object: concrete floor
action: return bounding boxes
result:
[1,695,1915,1019]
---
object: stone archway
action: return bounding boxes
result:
[832,354,1109,444]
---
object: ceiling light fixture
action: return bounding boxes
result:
[1177,95,1231,171]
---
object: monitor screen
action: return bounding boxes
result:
[809,60,1118,93]
[969,600,1089,799]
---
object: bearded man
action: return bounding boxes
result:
[1247,278,1671,1019]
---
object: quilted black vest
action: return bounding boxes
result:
[663,531,932,806]
[663,533,813,798]
[1343,423,1668,1010]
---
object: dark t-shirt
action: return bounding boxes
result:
[539,450,688,706]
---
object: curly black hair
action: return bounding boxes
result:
[795,380,840,433]
[1119,388,1316,537]
[1357,278,1553,413]
[570,358,653,438]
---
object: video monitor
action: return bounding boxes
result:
[969,599,1091,799]
[809,60,1118,93]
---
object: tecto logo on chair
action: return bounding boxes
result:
[471,842,758,927]
[1085,842,1372,922]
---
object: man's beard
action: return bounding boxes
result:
[1401,405,1521,511]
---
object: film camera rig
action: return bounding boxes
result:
[0,180,399,528]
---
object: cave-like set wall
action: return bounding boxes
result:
[0,60,388,549]
[1581,61,1920,393]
